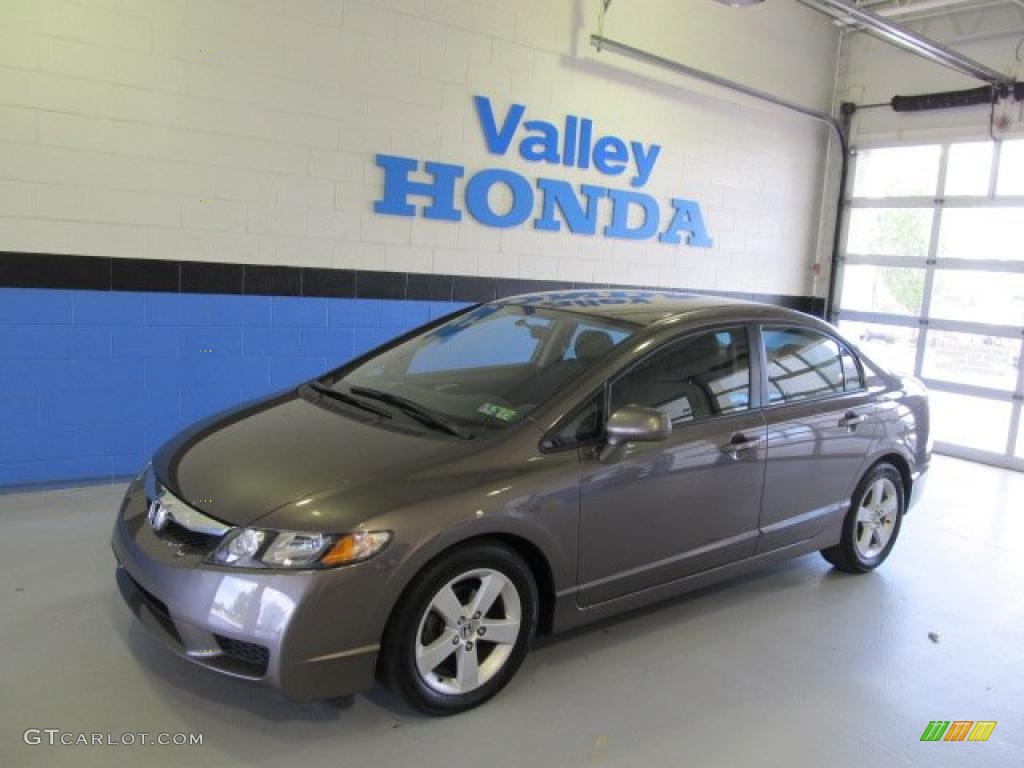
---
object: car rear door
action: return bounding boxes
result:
[756,325,878,552]
[576,325,766,607]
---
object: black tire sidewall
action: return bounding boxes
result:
[382,542,539,715]
[844,464,905,570]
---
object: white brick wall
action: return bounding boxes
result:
[0,0,839,298]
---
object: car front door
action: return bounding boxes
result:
[756,325,878,552]
[577,325,766,607]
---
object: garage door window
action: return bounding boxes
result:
[839,264,925,316]
[996,140,1024,195]
[845,208,933,259]
[944,142,993,196]
[835,139,1024,470]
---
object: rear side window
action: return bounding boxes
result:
[610,327,751,422]
[763,328,844,404]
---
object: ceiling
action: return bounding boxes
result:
[853,0,1024,24]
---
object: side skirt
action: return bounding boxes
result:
[550,524,841,635]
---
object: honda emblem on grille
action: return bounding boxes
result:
[147,499,170,532]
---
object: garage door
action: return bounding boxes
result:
[833,139,1024,471]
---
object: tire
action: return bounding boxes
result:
[821,463,904,574]
[378,541,539,716]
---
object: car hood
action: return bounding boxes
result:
[152,390,486,529]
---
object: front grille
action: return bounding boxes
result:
[215,635,270,675]
[155,518,223,553]
[145,488,227,555]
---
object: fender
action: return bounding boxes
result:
[362,489,578,640]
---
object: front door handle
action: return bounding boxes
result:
[838,411,867,430]
[722,432,763,460]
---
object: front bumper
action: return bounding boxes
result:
[111,484,384,701]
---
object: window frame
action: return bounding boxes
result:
[840,345,865,393]
[538,389,606,453]
[757,323,866,410]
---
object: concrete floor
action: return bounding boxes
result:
[0,455,1020,768]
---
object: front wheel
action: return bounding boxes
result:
[821,463,904,573]
[378,542,538,715]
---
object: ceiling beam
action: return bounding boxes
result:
[797,0,1015,85]
[871,0,1004,18]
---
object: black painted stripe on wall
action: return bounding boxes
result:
[0,251,826,316]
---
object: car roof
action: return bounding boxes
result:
[491,289,814,328]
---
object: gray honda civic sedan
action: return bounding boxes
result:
[112,290,930,715]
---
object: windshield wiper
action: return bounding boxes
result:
[349,386,471,439]
[308,382,392,419]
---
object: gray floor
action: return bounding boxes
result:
[0,455,1020,768]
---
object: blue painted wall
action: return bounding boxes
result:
[0,287,467,488]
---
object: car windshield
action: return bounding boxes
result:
[321,303,637,434]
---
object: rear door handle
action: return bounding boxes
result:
[722,432,763,459]
[838,411,867,429]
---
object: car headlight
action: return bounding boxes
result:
[207,528,391,569]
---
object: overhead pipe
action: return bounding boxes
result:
[796,0,1016,86]
[589,36,846,149]
[825,103,855,321]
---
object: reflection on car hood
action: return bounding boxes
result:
[152,391,482,528]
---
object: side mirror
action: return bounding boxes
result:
[604,405,671,448]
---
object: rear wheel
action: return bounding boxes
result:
[379,542,538,715]
[821,463,904,573]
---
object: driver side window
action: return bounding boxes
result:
[610,327,752,423]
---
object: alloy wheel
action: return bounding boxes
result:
[414,568,522,695]
[854,477,899,559]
